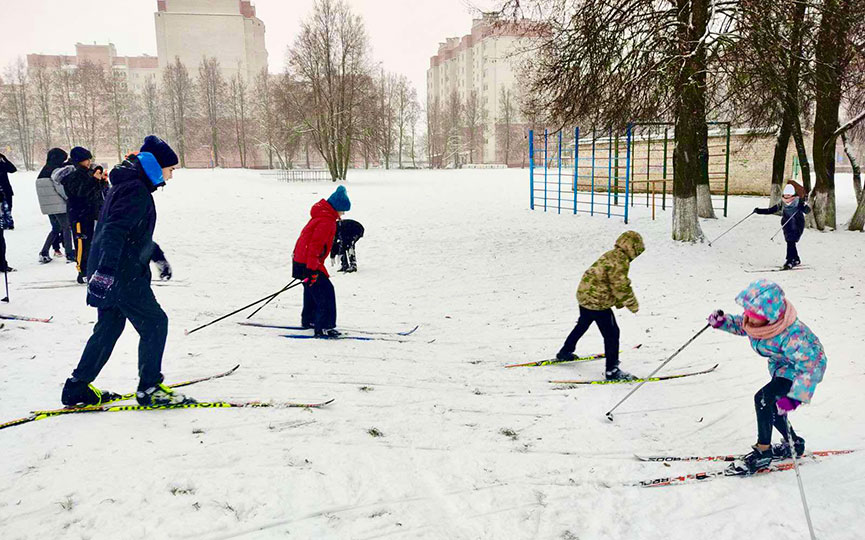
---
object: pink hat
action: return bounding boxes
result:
[744,309,768,322]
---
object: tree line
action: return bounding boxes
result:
[500,0,865,237]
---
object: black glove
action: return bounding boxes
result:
[154,258,172,280]
[306,268,320,285]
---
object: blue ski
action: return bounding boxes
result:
[281,333,409,343]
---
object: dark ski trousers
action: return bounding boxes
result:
[40,213,74,258]
[559,306,620,372]
[785,241,799,264]
[755,376,799,445]
[301,275,336,331]
[73,219,94,277]
[339,242,357,271]
[72,284,168,390]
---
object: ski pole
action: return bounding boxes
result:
[186,281,304,335]
[771,211,799,241]
[784,415,817,540]
[246,279,296,319]
[605,320,715,421]
[707,211,754,247]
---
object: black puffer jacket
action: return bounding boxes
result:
[59,162,102,223]
[755,199,811,243]
[86,155,165,307]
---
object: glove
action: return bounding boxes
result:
[776,397,800,415]
[753,207,761,213]
[88,270,115,300]
[154,258,172,280]
[707,309,726,328]
[305,268,320,285]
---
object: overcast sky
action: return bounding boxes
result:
[0,0,502,102]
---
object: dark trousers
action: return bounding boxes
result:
[73,284,168,389]
[72,219,94,276]
[560,306,620,372]
[785,241,799,263]
[755,377,799,445]
[339,243,357,271]
[301,275,337,330]
[41,213,74,257]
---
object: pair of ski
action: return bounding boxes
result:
[634,450,853,487]
[0,313,53,323]
[745,265,810,273]
[238,321,419,343]
[0,364,333,431]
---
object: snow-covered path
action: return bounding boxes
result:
[1,168,863,539]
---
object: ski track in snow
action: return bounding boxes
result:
[1,168,864,539]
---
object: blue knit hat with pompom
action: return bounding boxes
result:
[327,185,351,212]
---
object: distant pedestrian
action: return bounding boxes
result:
[0,152,17,272]
[292,185,351,338]
[91,165,109,218]
[556,231,645,380]
[754,181,810,270]
[331,218,364,272]
[36,148,76,264]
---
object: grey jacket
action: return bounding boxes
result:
[35,173,68,216]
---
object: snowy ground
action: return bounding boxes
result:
[0,166,863,539]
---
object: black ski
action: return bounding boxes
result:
[240,321,419,336]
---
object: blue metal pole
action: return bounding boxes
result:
[557,130,562,214]
[574,127,579,214]
[544,129,548,212]
[625,124,632,224]
[607,126,613,218]
[591,131,596,216]
[529,130,534,210]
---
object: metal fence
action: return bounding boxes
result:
[275,169,331,182]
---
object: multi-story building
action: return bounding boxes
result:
[27,43,159,94]
[155,0,268,83]
[427,14,540,166]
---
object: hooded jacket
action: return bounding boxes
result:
[292,199,340,278]
[717,280,826,403]
[577,231,645,312]
[86,154,165,307]
[57,162,102,223]
[0,153,16,204]
[35,148,69,215]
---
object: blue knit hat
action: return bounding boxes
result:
[140,135,179,168]
[70,146,92,163]
[327,185,351,212]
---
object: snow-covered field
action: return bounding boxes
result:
[1,167,863,539]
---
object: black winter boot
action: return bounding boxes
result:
[61,378,121,407]
[771,436,805,460]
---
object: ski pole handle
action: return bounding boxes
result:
[186,281,304,335]
[708,211,754,247]
[246,279,297,319]
[605,320,715,421]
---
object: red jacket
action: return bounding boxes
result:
[293,199,339,277]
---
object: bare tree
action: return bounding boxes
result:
[252,68,276,168]
[30,63,54,154]
[443,89,464,167]
[464,89,487,164]
[271,73,306,168]
[55,58,78,147]
[378,70,397,169]
[74,60,105,152]
[163,58,195,167]
[425,96,443,168]
[394,75,417,168]
[497,87,515,165]
[2,58,35,169]
[142,76,161,135]
[229,70,250,168]
[407,93,421,168]
[197,57,227,167]
[287,0,371,181]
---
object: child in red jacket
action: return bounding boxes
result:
[292,185,351,337]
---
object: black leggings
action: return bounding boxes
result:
[559,306,620,372]
[755,377,799,445]
[786,241,799,263]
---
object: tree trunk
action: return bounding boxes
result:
[810,0,849,230]
[770,119,793,207]
[671,0,706,241]
[842,132,861,202]
[696,120,715,218]
[849,185,865,231]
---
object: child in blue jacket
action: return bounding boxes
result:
[708,279,826,474]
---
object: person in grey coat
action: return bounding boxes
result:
[35,148,75,264]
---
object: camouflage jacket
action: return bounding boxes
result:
[577,231,644,312]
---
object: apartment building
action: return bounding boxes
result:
[27,43,159,94]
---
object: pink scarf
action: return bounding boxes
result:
[743,299,798,340]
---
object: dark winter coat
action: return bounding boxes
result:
[332,219,364,256]
[0,153,17,206]
[292,199,339,279]
[59,162,102,223]
[755,199,811,243]
[86,155,165,307]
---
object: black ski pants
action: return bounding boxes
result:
[72,284,168,390]
[755,376,799,445]
[73,219,94,277]
[559,306,620,372]
[301,274,336,331]
[785,241,799,264]
[339,242,357,271]
[40,213,74,258]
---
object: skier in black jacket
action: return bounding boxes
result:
[0,152,16,271]
[754,182,811,270]
[61,136,189,407]
[330,218,364,272]
[59,147,103,283]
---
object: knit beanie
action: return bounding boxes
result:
[70,146,93,163]
[140,135,179,168]
[327,185,351,212]
[783,184,796,196]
